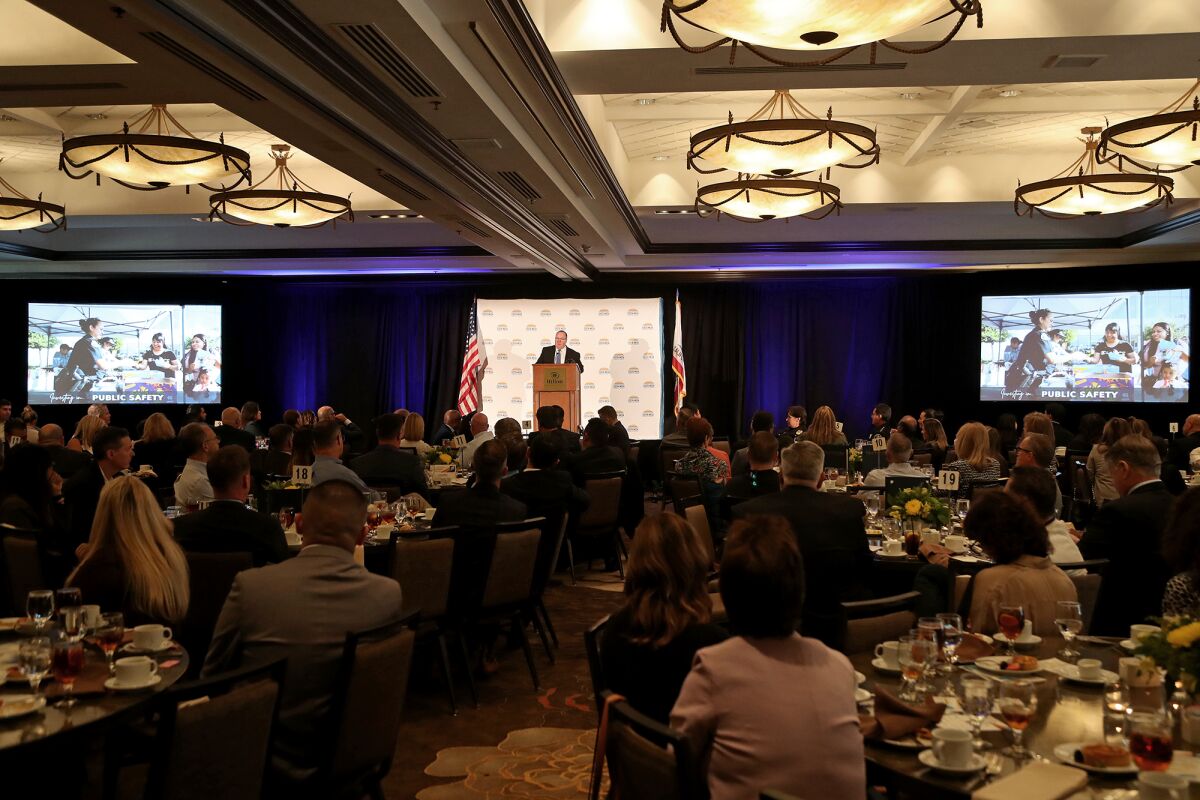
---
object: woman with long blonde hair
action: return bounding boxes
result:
[944,422,1001,488]
[139,412,175,443]
[599,514,726,723]
[801,405,847,446]
[399,412,433,455]
[66,476,189,626]
[134,412,178,478]
[68,414,107,454]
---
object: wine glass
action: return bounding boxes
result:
[51,639,84,709]
[26,590,54,632]
[55,588,81,622]
[998,679,1039,759]
[1054,600,1084,661]
[955,498,971,522]
[958,675,994,750]
[864,494,881,523]
[897,634,936,702]
[996,604,1025,656]
[18,637,51,698]
[60,606,85,643]
[1129,711,1174,771]
[939,613,964,667]
[97,612,124,676]
[917,617,946,683]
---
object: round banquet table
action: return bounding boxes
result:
[851,635,1169,799]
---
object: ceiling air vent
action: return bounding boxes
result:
[498,170,542,202]
[453,218,492,238]
[140,32,265,101]
[958,118,996,129]
[0,82,124,92]
[542,217,579,237]
[334,23,441,98]
[695,62,906,76]
[376,170,430,201]
[1044,54,1105,69]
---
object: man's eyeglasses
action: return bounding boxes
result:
[1014,446,1033,454]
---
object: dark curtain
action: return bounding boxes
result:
[674,285,745,440]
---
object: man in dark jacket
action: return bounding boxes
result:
[216,407,256,452]
[504,437,589,524]
[37,424,91,480]
[63,426,134,549]
[349,413,428,499]
[1170,414,1200,471]
[567,419,626,485]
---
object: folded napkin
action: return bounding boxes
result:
[972,761,1087,800]
[955,634,995,662]
[860,686,945,740]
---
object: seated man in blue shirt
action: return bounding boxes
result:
[310,419,367,492]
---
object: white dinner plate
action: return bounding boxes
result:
[974,656,1042,675]
[872,658,902,675]
[993,633,1043,648]
[855,688,872,704]
[0,694,45,720]
[918,749,987,774]
[1052,743,1138,775]
[1058,666,1119,686]
[121,640,174,654]
[105,674,163,692]
[881,732,932,750]
[855,670,866,685]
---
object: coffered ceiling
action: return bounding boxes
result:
[1,0,1199,278]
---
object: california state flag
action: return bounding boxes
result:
[672,290,686,416]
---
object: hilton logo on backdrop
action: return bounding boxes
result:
[627,308,639,316]
[484,367,495,376]
[483,338,494,346]
[612,381,626,390]
[613,353,625,360]
[511,309,523,317]
[540,339,552,347]
[643,352,655,360]
[630,424,641,433]
[598,338,611,346]
[510,368,522,376]
[525,382,533,389]
[584,382,596,390]
[483,395,493,403]
[569,308,581,316]
[613,323,625,332]
[642,410,655,418]
[497,353,509,360]
[511,396,522,404]
[512,338,522,346]
[497,324,509,332]
[525,353,536,361]
[584,353,596,360]
[570,338,581,347]
[628,395,640,403]
[482,309,493,316]
[584,323,596,332]
[642,322,654,331]
[628,366,640,375]
[643,381,656,389]
[600,396,611,404]
[599,367,611,376]
[497,382,509,389]
[540,309,552,317]
[627,338,640,347]
[598,309,610,317]
[526,324,538,332]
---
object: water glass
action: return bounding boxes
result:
[939,613,964,666]
[897,634,936,702]
[1105,681,1133,743]
[958,675,994,750]
[864,494,881,522]
[26,590,54,632]
[60,606,85,643]
[18,637,51,697]
[998,680,1039,759]
[97,612,125,675]
[1055,600,1083,660]
[956,498,971,521]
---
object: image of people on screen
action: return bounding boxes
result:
[181,333,221,391]
[1002,337,1021,366]
[51,343,71,371]
[186,368,219,402]
[1140,321,1190,390]
[1090,323,1137,372]
[136,332,180,379]
[53,317,112,402]
[1004,309,1088,392]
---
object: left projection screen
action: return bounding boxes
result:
[28,303,223,405]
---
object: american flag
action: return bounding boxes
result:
[672,290,687,415]
[457,301,487,415]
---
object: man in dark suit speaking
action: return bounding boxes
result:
[536,329,584,373]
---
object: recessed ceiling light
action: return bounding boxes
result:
[655,209,696,215]
[652,155,670,162]
[899,92,921,101]
[0,114,17,122]
[998,89,1021,98]
[191,216,224,223]
[635,98,656,106]
[85,112,108,120]
[370,212,422,219]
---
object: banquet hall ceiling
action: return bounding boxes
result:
[1,0,1200,278]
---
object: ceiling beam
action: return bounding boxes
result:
[900,85,983,166]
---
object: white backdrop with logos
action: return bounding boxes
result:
[477,297,665,439]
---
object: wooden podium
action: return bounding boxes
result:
[532,363,582,433]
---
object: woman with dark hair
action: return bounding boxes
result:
[134,412,178,481]
[0,444,66,536]
[1088,417,1130,505]
[1141,321,1190,391]
[996,413,1020,452]
[181,333,221,394]
[1162,489,1200,616]
[289,427,316,471]
[671,515,865,800]
[54,317,111,400]
[923,418,949,470]
[600,514,726,723]
[1005,308,1087,393]
[1069,413,1106,453]
[964,491,1076,635]
[777,405,806,448]
[986,426,1010,477]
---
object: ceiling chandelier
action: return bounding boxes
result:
[696,174,842,221]
[661,0,983,67]
[1098,79,1200,171]
[0,162,65,232]
[1014,127,1174,219]
[60,104,251,191]
[689,90,879,178]
[208,144,353,228]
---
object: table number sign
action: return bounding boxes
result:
[1170,422,1181,433]
[871,436,887,452]
[834,421,844,432]
[451,434,467,448]
[291,465,313,486]
[937,470,961,491]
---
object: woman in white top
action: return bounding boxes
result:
[398,412,433,455]
[1087,417,1130,505]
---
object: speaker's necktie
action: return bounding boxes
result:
[555,350,561,364]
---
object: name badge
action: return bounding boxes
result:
[291,465,313,486]
[937,470,961,491]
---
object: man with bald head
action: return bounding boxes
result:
[37,423,90,480]
[216,406,256,452]
[1170,414,1200,472]
[458,412,493,466]
[316,404,365,456]
[203,479,402,785]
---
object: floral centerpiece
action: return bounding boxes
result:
[848,447,863,472]
[887,485,951,528]
[425,446,458,467]
[1133,617,1200,695]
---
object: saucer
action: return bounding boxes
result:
[1052,743,1138,775]
[1060,667,1119,686]
[994,633,1042,648]
[121,640,174,654]
[872,657,902,675]
[918,749,986,774]
[855,670,866,685]
[1120,639,1139,652]
[105,674,162,692]
[0,694,45,720]
[855,688,872,704]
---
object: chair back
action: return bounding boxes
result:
[910,452,933,467]
[531,515,568,601]
[821,444,849,472]
[659,444,689,485]
[147,660,285,800]
[1073,460,1094,504]
[710,439,731,457]
[605,695,705,800]
[180,551,254,674]
[0,527,44,617]
[327,620,417,791]
[1071,573,1103,634]
[481,527,541,609]
[580,477,622,530]
[681,499,716,565]
[840,591,920,656]
[584,614,611,719]
[666,473,702,514]
[389,534,454,620]
[1055,558,1108,574]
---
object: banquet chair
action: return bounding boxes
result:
[711,438,731,458]
[579,474,626,577]
[666,473,703,515]
[911,452,933,467]
[1070,573,1103,635]
[839,591,921,657]
[658,445,689,507]
[180,551,254,678]
[601,693,706,800]
[317,618,416,800]
[477,525,544,690]
[1071,458,1095,526]
[680,498,717,566]
[530,514,569,651]
[141,659,285,800]
[585,614,612,720]
[0,525,47,617]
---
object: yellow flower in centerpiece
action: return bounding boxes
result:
[904,499,923,516]
[1167,622,1200,648]
[438,453,452,464]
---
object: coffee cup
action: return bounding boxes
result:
[114,656,158,686]
[1137,772,1188,800]
[132,624,172,651]
[1018,620,1034,642]
[882,539,903,556]
[82,604,102,628]
[931,727,973,768]
[1120,656,1161,687]
[944,535,967,553]
[1076,658,1102,680]
[875,641,901,668]
[921,530,941,546]
[1131,624,1161,643]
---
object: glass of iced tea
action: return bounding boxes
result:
[904,528,922,558]
[278,507,295,530]
[1129,712,1173,771]
[996,604,1025,656]
[97,612,124,675]
[51,639,84,709]
[998,679,1038,759]
[897,634,935,702]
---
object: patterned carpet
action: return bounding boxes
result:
[383,577,626,799]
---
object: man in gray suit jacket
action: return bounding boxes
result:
[202,480,403,785]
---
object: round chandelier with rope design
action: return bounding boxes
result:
[689,90,879,178]
[696,174,842,222]
[661,0,983,68]
[60,105,250,191]
[1099,79,1200,171]
[208,144,353,228]
[1015,128,1174,219]
[0,163,64,232]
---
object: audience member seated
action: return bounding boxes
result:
[174,422,218,509]
[896,416,927,453]
[0,444,68,551]
[282,409,300,429]
[601,514,727,724]
[863,432,926,488]
[1005,467,1083,570]
[310,420,368,492]
[671,516,866,800]
[458,413,493,467]
[800,405,847,446]
[1078,434,1173,636]
[202,480,403,787]
[776,405,806,449]
[1088,417,1130,506]
[529,405,581,457]
[1162,489,1200,616]
[398,412,434,456]
[1044,402,1074,449]
[502,437,589,527]
[215,407,256,453]
[676,417,728,520]
[64,426,134,550]
[429,409,461,447]
[963,491,1077,636]
[66,476,189,627]
[259,423,294,476]
[661,408,695,448]
[317,405,366,456]
[173,446,288,566]
[133,412,177,478]
[731,411,773,477]
[985,426,1010,478]
[923,418,950,471]
[241,401,269,439]
[1170,415,1200,472]
[597,405,630,453]
[943,422,1001,488]
[1022,412,1059,473]
[996,412,1020,453]
[36,424,90,481]
[1014,432,1062,517]
[349,413,428,498]
[1136,422,1187,495]
[433,440,527,530]
[1069,413,1106,455]
[867,402,892,439]
[569,418,626,484]
[67,414,106,454]
[498,432,528,475]
[725,432,780,502]
[732,441,871,647]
